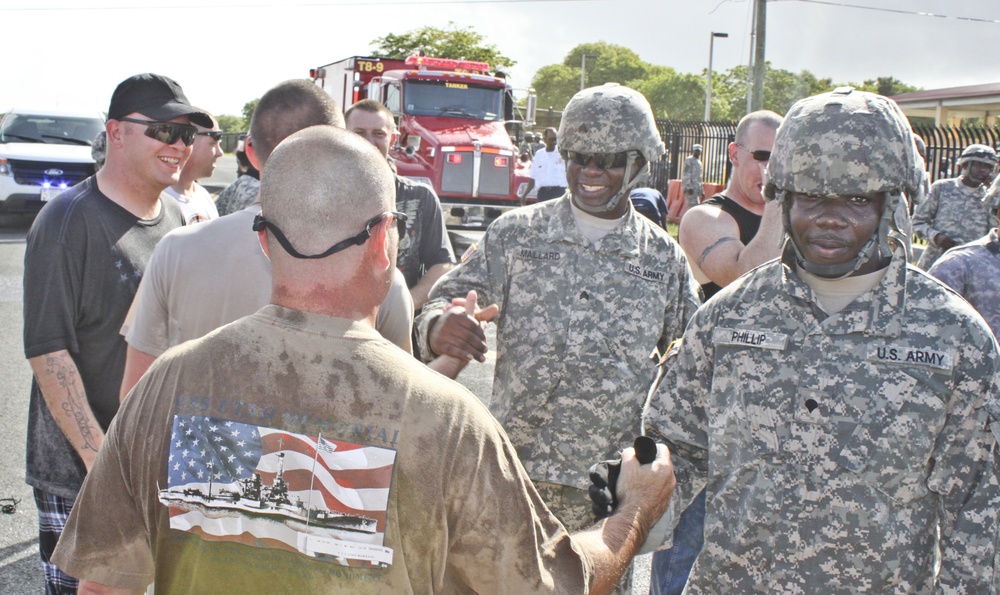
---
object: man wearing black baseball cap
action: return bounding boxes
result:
[22,72,205,593]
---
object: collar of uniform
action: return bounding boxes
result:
[779,242,905,338]
[545,195,643,257]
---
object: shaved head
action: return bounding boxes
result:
[260,125,395,260]
[249,80,344,164]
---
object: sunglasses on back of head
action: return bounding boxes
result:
[561,150,630,169]
[252,211,408,260]
[118,117,198,146]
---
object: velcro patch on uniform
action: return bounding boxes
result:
[867,345,953,371]
[624,263,668,283]
[713,328,788,350]
[517,248,562,261]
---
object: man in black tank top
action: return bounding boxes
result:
[678,110,785,301]
[652,110,784,595]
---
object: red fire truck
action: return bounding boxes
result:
[310,55,536,230]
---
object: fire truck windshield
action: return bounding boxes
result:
[403,80,503,121]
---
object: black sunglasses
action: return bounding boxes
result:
[252,211,407,259]
[561,150,630,170]
[118,117,197,146]
[197,130,223,142]
[736,144,771,162]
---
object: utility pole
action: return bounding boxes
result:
[704,32,729,121]
[749,0,767,111]
[580,54,597,91]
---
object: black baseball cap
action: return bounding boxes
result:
[108,73,212,128]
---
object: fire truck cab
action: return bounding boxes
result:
[310,55,536,230]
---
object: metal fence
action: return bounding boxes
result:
[514,117,1000,195]
[911,125,1000,182]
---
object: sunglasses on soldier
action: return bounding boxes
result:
[561,150,630,170]
[118,117,198,146]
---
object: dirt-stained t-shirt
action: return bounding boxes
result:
[53,306,593,593]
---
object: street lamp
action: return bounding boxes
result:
[704,32,729,121]
[580,54,597,91]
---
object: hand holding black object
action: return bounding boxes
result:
[588,436,657,521]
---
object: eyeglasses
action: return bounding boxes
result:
[197,130,223,142]
[561,150,630,169]
[118,117,197,146]
[736,144,771,162]
[252,211,407,259]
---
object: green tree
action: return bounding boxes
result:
[370,22,515,70]
[636,71,705,120]
[853,76,919,97]
[241,98,259,131]
[532,64,580,111]
[531,42,654,113]
[215,114,244,133]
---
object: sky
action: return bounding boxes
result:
[4,0,1000,118]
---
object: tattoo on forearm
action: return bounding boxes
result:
[46,354,100,454]
[698,237,738,268]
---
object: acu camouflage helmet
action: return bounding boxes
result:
[957,143,999,168]
[764,87,925,277]
[558,83,665,212]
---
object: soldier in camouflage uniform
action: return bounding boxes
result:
[681,144,704,208]
[912,143,998,269]
[642,88,1000,593]
[415,83,700,530]
[928,186,1000,338]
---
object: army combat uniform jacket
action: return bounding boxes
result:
[417,196,700,490]
[912,177,991,269]
[929,228,1000,339]
[645,245,1000,594]
[681,156,703,205]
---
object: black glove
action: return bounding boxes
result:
[588,436,657,521]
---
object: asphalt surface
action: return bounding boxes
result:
[0,154,652,593]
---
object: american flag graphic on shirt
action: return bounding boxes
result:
[158,414,397,567]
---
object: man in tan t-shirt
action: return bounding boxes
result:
[53,125,676,594]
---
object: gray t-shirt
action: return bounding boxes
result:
[23,177,184,498]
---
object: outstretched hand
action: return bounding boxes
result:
[429,290,498,362]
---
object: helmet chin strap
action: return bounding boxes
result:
[781,197,884,280]
[571,152,644,215]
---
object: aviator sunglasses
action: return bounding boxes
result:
[252,211,408,259]
[117,117,198,146]
[561,150,631,170]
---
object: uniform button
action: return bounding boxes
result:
[805,398,818,412]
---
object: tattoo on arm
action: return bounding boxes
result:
[46,353,101,455]
[698,236,739,269]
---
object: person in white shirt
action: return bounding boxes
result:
[520,127,567,206]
